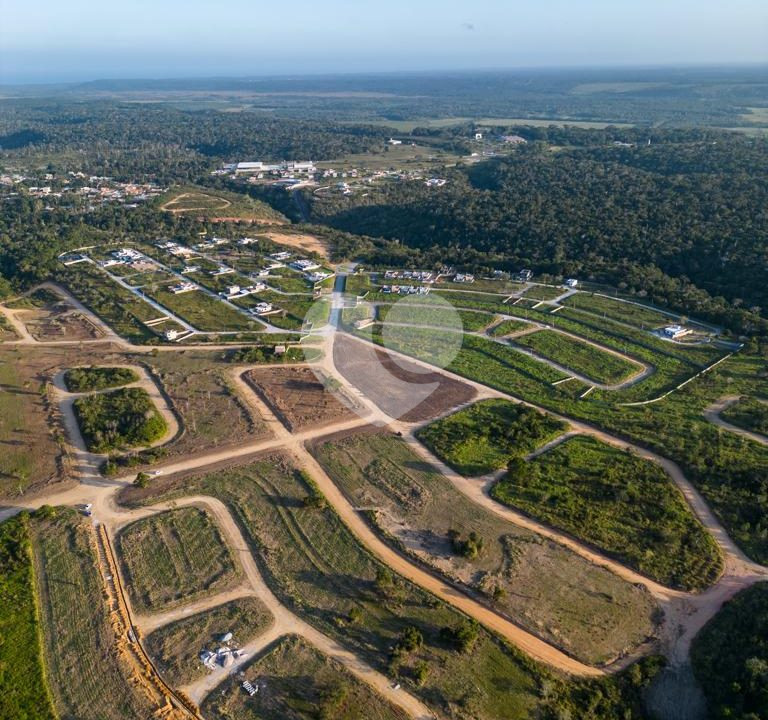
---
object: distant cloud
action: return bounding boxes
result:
[462,22,475,31]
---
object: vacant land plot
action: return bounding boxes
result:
[492,436,723,590]
[245,366,356,431]
[721,396,768,436]
[32,509,155,719]
[146,596,272,687]
[121,456,544,720]
[203,635,410,720]
[563,293,674,329]
[514,330,642,385]
[377,302,492,332]
[0,514,57,720]
[58,264,162,343]
[691,582,768,720]
[0,347,63,497]
[488,318,531,337]
[313,430,657,665]
[263,231,328,258]
[145,287,261,332]
[9,288,103,341]
[0,312,18,340]
[118,507,240,613]
[64,366,138,392]
[333,333,476,422]
[417,399,567,476]
[74,387,168,452]
[522,285,564,301]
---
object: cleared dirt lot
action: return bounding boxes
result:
[333,334,477,422]
[262,231,328,258]
[245,365,357,431]
[15,302,103,342]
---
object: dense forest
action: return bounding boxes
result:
[308,129,768,337]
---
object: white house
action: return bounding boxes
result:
[388,138,402,146]
[565,278,579,288]
[663,325,691,340]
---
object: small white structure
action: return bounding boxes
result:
[211,266,235,276]
[565,278,579,288]
[238,237,258,246]
[290,259,321,272]
[181,265,200,274]
[169,282,196,294]
[242,680,258,697]
[253,302,274,315]
[663,325,691,340]
[306,271,333,283]
[474,132,483,140]
[164,329,180,341]
[269,251,292,262]
[454,273,475,284]
[222,285,242,298]
[388,138,402,146]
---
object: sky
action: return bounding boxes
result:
[1,0,766,84]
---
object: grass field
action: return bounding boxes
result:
[202,635,410,720]
[0,348,63,497]
[492,436,723,590]
[74,387,168,452]
[31,508,154,719]
[118,507,241,612]
[417,399,568,476]
[488,318,531,336]
[64,366,139,392]
[514,330,642,385]
[145,596,272,686]
[145,287,262,332]
[721,396,768,436]
[0,513,57,720]
[522,285,565,301]
[377,301,492,332]
[691,582,768,720]
[121,456,545,719]
[313,431,657,665]
[563,293,676,329]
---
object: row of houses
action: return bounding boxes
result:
[384,269,434,282]
[381,285,431,296]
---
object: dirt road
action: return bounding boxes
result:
[704,395,768,447]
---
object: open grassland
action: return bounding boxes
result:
[145,287,261,332]
[118,507,241,613]
[74,386,168,452]
[721,396,768,436]
[0,513,57,720]
[146,596,273,687]
[417,399,567,476]
[313,431,657,665]
[120,455,546,720]
[563,293,675,329]
[64,365,138,392]
[492,436,722,590]
[691,583,768,720]
[0,348,63,498]
[32,508,155,719]
[203,635,409,720]
[514,330,642,385]
[57,264,161,343]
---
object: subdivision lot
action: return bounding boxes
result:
[521,285,565,301]
[0,346,65,497]
[64,366,139,392]
[312,430,657,666]
[118,506,241,612]
[245,365,357,431]
[8,288,103,341]
[333,333,477,422]
[146,596,273,687]
[144,287,262,332]
[202,634,409,720]
[492,436,722,590]
[32,509,154,719]
[417,398,567,476]
[120,455,545,720]
[73,386,168,453]
[513,329,642,385]
[488,318,531,336]
[377,301,493,332]
[563,293,676,329]
[721,396,768,436]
